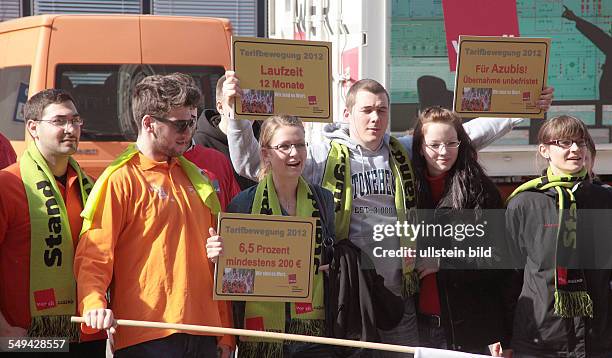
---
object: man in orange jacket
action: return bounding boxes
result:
[75,73,234,357]
[0,89,105,356]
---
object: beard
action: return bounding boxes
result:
[151,128,187,159]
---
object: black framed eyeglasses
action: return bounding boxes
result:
[267,143,308,154]
[151,116,196,133]
[545,139,587,149]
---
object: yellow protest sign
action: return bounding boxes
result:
[232,36,332,122]
[453,36,550,118]
[213,213,317,302]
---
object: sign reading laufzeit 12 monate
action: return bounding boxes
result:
[232,36,332,122]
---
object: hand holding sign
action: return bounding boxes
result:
[206,227,224,264]
[537,86,554,112]
[222,71,242,120]
[213,213,317,302]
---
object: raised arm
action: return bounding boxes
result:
[464,118,524,150]
[400,87,554,153]
[399,116,523,152]
[227,119,261,181]
[223,71,262,181]
[223,71,328,185]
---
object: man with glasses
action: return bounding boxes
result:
[0,89,106,356]
[74,73,234,357]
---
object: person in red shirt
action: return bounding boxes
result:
[411,107,510,355]
[0,132,17,169]
[184,141,241,211]
[0,89,105,356]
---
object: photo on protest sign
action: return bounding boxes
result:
[240,89,274,114]
[213,213,318,302]
[232,36,332,122]
[222,268,255,294]
[461,87,492,111]
[453,36,550,118]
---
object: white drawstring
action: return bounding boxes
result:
[356,144,366,179]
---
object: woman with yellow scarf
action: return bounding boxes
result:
[207,115,335,358]
[505,115,612,357]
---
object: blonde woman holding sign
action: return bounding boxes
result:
[207,114,336,358]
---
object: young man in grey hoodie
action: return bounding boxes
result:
[222,71,553,356]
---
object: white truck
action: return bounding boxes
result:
[265,0,612,195]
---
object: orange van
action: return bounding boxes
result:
[0,14,231,176]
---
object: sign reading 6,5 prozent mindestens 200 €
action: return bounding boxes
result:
[213,213,317,302]
[232,36,332,122]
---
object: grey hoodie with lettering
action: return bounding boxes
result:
[227,117,522,294]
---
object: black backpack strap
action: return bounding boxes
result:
[309,184,335,265]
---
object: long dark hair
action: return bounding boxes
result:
[411,107,502,209]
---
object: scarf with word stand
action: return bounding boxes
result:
[240,173,325,358]
[322,137,419,297]
[508,167,592,318]
[21,141,93,339]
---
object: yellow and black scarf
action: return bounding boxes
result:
[20,142,93,339]
[240,173,325,358]
[321,138,419,297]
[81,143,220,235]
[508,167,593,318]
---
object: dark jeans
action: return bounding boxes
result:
[377,296,418,358]
[114,333,217,358]
[417,317,446,350]
[418,315,492,355]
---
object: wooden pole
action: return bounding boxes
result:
[71,317,415,354]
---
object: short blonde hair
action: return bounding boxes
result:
[258,114,305,181]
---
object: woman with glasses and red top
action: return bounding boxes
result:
[505,115,612,358]
[411,107,513,355]
[206,115,337,358]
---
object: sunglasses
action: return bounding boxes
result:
[151,116,196,133]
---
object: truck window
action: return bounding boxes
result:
[55,64,225,142]
[0,65,31,140]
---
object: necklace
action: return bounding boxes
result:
[279,197,296,215]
